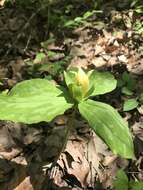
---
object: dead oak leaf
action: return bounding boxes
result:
[58,140,89,187]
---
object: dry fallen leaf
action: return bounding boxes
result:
[103,155,117,166]
[118,54,128,63]
[94,45,104,55]
[107,56,117,66]
[14,177,33,190]
[58,139,90,188]
[86,136,101,187]
[69,57,88,69]
[101,161,118,189]
[128,61,143,75]
[91,57,106,68]
[0,0,5,6]
[0,148,22,160]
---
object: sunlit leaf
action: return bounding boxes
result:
[9,79,61,97]
[123,99,138,111]
[0,79,73,124]
[33,52,46,64]
[89,70,117,96]
[78,99,134,158]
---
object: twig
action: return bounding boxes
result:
[23,33,31,53]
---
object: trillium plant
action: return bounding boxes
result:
[0,68,134,159]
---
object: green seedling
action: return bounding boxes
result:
[130,0,143,14]
[123,93,143,112]
[118,71,136,96]
[134,20,143,34]
[123,98,139,111]
[0,68,134,159]
[64,10,102,28]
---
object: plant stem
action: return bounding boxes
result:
[52,108,76,167]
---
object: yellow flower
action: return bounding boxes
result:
[75,68,89,95]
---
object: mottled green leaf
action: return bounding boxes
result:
[0,79,73,124]
[78,99,134,158]
[9,79,61,97]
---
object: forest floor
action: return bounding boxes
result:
[0,1,143,189]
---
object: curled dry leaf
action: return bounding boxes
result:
[86,133,111,186]
[86,135,101,187]
[58,139,90,188]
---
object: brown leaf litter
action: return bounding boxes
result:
[0,3,143,190]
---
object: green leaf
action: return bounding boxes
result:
[68,83,83,102]
[34,52,46,64]
[122,71,130,82]
[83,11,95,19]
[74,17,83,23]
[78,99,134,158]
[123,99,139,111]
[9,79,61,97]
[89,70,117,96]
[135,6,143,14]
[129,180,143,190]
[0,79,73,124]
[64,69,77,87]
[114,170,128,190]
[122,71,136,91]
[117,79,125,88]
[64,20,79,28]
[121,87,133,96]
